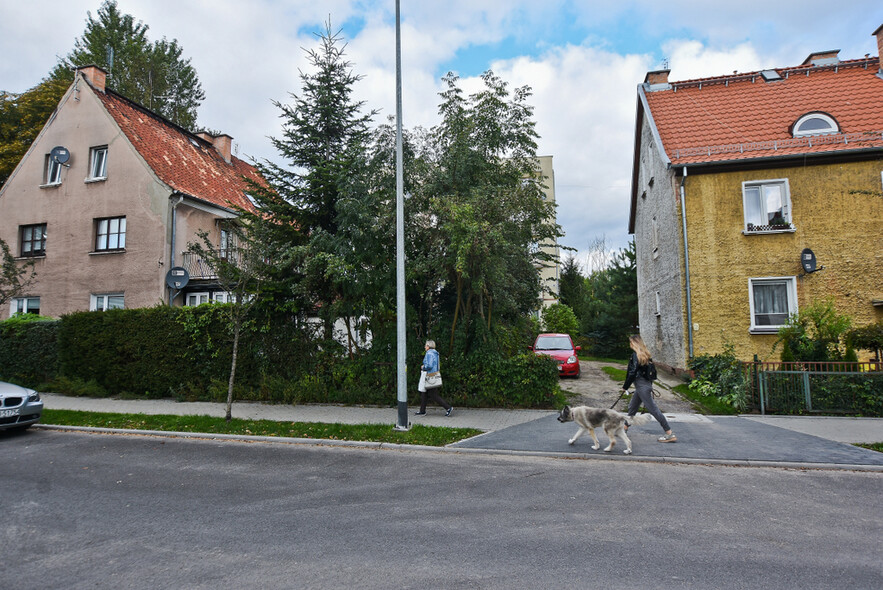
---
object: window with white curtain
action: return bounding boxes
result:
[742,179,792,232]
[749,277,797,333]
[95,216,126,251]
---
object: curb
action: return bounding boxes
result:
[34,424,883,473]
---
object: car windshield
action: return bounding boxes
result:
[535,337,572,350]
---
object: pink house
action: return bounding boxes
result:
[0,66,262,317]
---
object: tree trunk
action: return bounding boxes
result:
[449,273,463,351]
[226,318,240,422]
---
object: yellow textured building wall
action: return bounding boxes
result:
[683,159,883,362]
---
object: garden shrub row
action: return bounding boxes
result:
[0,306,563,409]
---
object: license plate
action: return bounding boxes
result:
[0,408,20,418]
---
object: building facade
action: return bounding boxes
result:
[0,66,261,317]
[630,28,883,371]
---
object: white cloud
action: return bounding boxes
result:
[3,0,883,267]
[489,45,653,256]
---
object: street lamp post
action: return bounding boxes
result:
[393,0,409,431]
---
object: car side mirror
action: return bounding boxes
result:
[528,345,533,351]
[575,346,581,351]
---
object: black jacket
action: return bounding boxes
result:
[622,352,652,390]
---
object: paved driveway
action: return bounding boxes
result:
[451,413,883,469]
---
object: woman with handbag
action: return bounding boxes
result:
[415,340,453,417]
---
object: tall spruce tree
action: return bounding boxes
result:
[241,23,376,340]
[50,0,204,129]
[581,240,638,357]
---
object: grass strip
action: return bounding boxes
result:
[673,384,740,415]
[856,442,883,453]
[41,409,484,447]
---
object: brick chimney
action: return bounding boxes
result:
[801,50,840,66]
[644,69,671,92]
[874,24,883,74]
[77,65,107,93]
[196,132,233,164]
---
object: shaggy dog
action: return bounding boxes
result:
[557,405,654,454]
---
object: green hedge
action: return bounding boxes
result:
[0,307,563,409]
[0,317,59,386]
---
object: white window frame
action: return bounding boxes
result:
[748,277,798,334]
[90,293,124,311]
[793,113,838,137]
[95,216,126,251]
[212,291,232,304]
[11,296,40,317]
[87,146,108,181]
[186,292,210,306]
[44,154,62,186]
[742,179,793,233]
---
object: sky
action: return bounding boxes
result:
[3,0,883,268]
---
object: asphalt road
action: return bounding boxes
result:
[4,429,882,590]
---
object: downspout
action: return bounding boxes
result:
[168,194,184,305]
[680,167,694,359]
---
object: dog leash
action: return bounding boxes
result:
[609,387,661,410]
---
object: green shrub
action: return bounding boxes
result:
[0,316,59,386]
[542,303,579,338]
[688,344,749,411]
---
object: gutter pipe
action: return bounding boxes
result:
[169,193,184,305]
[680,168,694,359]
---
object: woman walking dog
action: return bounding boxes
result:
[415,340,453,417]
[622,334,676,442]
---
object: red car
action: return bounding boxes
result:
[530,333,581,378]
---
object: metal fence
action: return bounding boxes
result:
[745,361,883,416]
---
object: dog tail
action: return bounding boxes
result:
[626,413,654,426]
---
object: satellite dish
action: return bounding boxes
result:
[801,248,817,273]
[165,266,190,290]
[50,146,70,164]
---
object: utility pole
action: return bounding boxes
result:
[393,0,409,431]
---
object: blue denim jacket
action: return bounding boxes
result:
[421,348,440,373]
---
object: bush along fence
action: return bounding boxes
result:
[745,360,883,417]
[0,307,564,409]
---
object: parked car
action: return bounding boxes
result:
[0,382,43,431]
[530,333,581,378]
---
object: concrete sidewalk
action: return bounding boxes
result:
[38,393,883,470]
[39,393,552,432]
[40,393,883,443]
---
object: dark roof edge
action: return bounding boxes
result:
[670,146,883,175]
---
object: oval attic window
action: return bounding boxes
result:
[793,112,838,137]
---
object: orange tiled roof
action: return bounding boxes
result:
[96,90,261,212]
[644,57,883,165]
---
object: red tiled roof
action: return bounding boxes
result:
[96,90,261,212]
[644,57,883,165]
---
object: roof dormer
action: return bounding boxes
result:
[792,112,839,137]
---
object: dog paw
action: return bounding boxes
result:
[603,446,613,452]
[568,439,576,445]
[591,444,600,450]
[623,449,632,455]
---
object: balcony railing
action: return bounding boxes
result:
[179,249,247,280]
